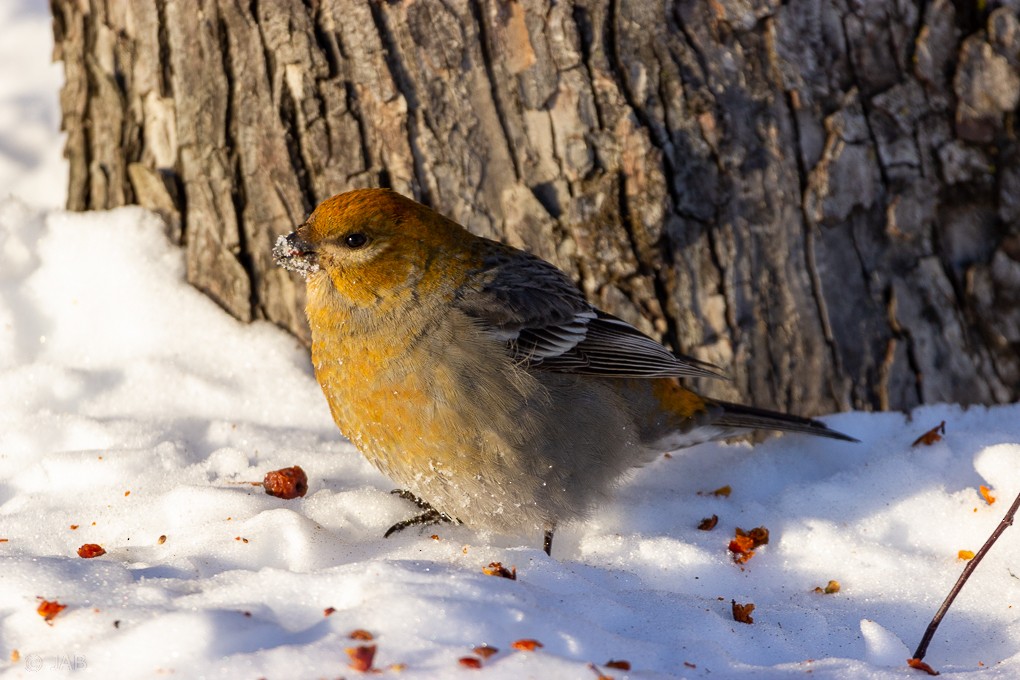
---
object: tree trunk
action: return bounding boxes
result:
[50,0,1020,416]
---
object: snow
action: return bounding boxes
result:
[2,2,1020,678]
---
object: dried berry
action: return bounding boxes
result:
[263,466,308,499]
[77,544,106,559]
[482,562,516,580]
[346,644,376,672]
[731,600,755,624]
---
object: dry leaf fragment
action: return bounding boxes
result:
[511,639,543,651]
[472,646,498,659]
[346,644,377,672]
[458,657,482,669]
[684,661,697,668]
[698,485,732,497]
[77,544,106,559]
[349,629,374,640]
[324,607,336,616]
[69,525,79,530]
[979,485,996,505]
[157,534,167,544]
[813,580,841,594]
[37,599,67,624]
[263,465,308,499]
[697,515,719,531]
[482,562,516,580]
[907,657,940,675]
[731,600,755,624]
[958,550,975,560]
[912,421,946,447]
[605,659,631,670]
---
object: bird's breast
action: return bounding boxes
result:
[308,305,536,484]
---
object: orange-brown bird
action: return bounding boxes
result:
[274,188,856,555]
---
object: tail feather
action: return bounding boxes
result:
[713,401,859,442]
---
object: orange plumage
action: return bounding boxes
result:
[275,188,855,554]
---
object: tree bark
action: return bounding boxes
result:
[50,0,1020,415]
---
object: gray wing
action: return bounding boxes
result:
[455,245,724,380]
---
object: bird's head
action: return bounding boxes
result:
[274,188,477,313]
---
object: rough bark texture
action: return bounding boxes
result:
[51,0,1020,415]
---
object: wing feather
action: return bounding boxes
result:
[456,244,724,380]
[454,244,726,383]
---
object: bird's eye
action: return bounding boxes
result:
[343,232,369,249]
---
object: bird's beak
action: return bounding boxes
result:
[273,231,320,278]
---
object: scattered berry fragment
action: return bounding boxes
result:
[263,465,308,499]
[77,544,106,559]
[37,599,67,624]
[736,526,770,546]
[979,485,996,505]
[458,657,482,669]
[731,600,755,624]
[346,644,376,672]
[729,526,770,564]
[511,639,543,651]
[912,421,946,447]
[908,657,940,675]
[812,580,841,594]
[698,515,719,531]
[729,535,756,563]
[482,562,516,580]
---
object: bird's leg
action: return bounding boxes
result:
[384,489,459,538]
[543,528,555,556]
[391,488,435,511]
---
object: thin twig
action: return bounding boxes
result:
[911,489,1020,662]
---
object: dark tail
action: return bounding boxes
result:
[713,401,859,442]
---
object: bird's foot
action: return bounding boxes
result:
[543,528,554,556]
[384,489,460,538]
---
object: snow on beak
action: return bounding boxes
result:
[273,232,320,278]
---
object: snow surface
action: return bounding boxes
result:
[2,2,1020,678]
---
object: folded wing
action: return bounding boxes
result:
[456,244,723,380]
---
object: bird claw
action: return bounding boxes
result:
[384,489,460,538]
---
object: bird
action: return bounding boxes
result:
[273,188,856,556]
